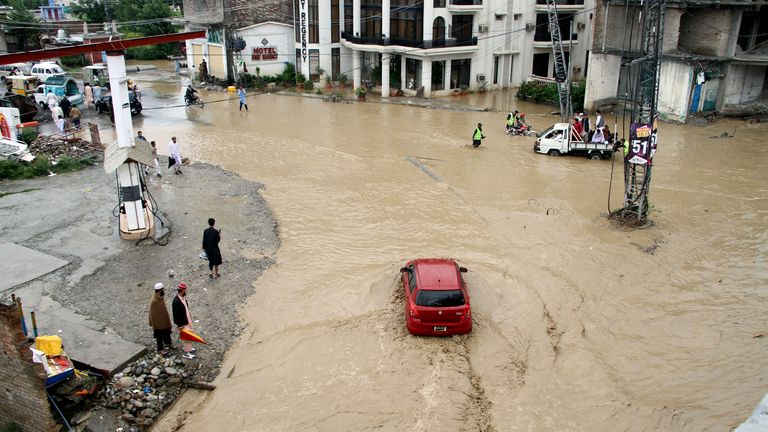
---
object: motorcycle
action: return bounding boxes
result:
[185,93,204,107]
[506,122,539,137]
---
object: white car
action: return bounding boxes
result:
[30,62,67,83]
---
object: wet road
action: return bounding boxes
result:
[126,64,768,431]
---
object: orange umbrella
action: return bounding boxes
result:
[179,328,208,344]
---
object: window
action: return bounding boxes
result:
[450,58,471,89]
[331,0,340,42]
[534,12,576,42]
[451,15,473,40]
[432,17,446,41]
[415,289,466,307]
[493,55,499,84]
[344,1,353,33]
[408,266,417,292]
[344,0,355,34]
[309,0,319,43]
[390,0,423,42]
[361,0,382,39]
[434,0,445,7]
[532,52,549,77]
[432,60,445,90]
[309,49,320,80]
[332,48,340,78]
[406,58,422,90]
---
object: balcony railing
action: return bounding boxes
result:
[450,0,482,5]
[533,32,578,42]
[341,32,478,48]
[535,0,584,4]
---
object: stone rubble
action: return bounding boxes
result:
[88,352,192,430]
[27,134,103,160]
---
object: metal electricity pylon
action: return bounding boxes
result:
[546,0,572,123]
[618,0,665,225]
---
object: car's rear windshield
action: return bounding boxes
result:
[415,289,465,307]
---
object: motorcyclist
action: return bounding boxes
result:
[185,85,198,104]
[506,110,519,133]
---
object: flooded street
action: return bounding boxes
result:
[129,65,768,431]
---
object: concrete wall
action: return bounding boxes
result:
[678,9,735,56]
[593,4,680,54]
[0,303,55,432]
[584,52,621,110]
[722,63,766,106]
[658,59,692,122]
[240,23,295,77]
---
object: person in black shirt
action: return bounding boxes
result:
[202,218,222,278]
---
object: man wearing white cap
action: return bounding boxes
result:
[149,283,173,353]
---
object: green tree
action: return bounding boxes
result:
[6,0,40,50]
[68,0,107,23]
[113,0,180,59]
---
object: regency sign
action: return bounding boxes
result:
[299,0,308,63]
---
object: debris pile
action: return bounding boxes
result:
[90,353,190,430]
[28,135,102,160]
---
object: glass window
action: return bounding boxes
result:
[432,60,445,90]
[331,0,340,42]
[390,0,423,42]
[408,265,417,292]
[405,58,421,90]
[434,0,445,7]
[532,52,549,77]
[309,49,320,80]
[432,17,445,41]
[415,289,466,307]
[309,0,319,43]
[493,55,499,84]
[344,1,353,34]
[451,15,473,40]
[362,0,382,39]
[450,58,471,89]
[332,48,340,78]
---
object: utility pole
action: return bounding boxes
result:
[546,0,572,123]
[617,0,665,225]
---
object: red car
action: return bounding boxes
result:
[400,258,472,336]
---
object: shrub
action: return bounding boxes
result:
[355,86,367,97]
[0,155,95,180]
[516,80,586,112]
[19,128,37,145]
[315,88,323,95]
[303,80,313,91]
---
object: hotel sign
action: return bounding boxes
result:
[252,47,278,61]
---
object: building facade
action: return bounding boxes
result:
[585,0,768,122]
[294,0,595,97]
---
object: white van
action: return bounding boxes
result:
[30,62,67,82]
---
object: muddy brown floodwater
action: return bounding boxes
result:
[124,65,768,431]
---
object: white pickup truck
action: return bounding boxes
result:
[534,122,617,160]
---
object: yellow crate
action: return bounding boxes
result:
[35,335,62,356]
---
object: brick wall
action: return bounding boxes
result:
[0,302,55,432]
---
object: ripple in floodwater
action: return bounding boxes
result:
[132,61,768,432]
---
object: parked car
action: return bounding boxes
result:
[0,63,31,78]
[0,94,38,123]
[95,92,142,115]
[30,62,67,83]
[400,258,472,336]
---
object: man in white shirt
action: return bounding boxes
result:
[168,136,182,175]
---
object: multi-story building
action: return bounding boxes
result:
[182,0,596,98]
[585,0,768,122]
[296,0,595,97]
